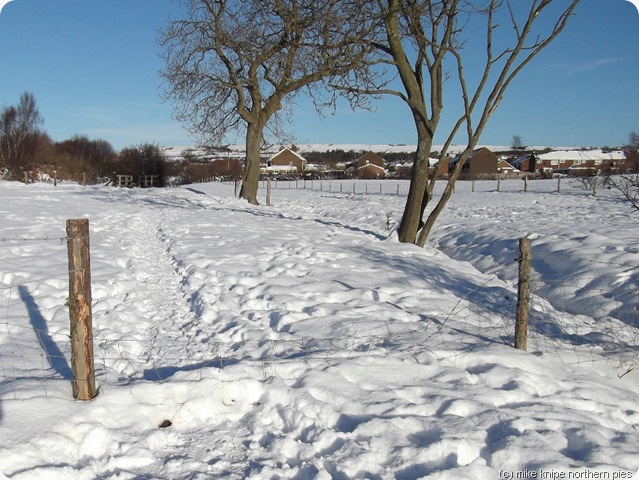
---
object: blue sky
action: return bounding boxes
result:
[0,0,637,151]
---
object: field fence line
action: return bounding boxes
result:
[262,176,626,198]
[1,226,638,399]
[0,235,68,245]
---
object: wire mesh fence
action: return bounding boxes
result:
[1,226,637,400]
[0,234,71,399]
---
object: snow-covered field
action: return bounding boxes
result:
[0,177,638,479]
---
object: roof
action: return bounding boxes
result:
[356,151,386,163]
[357,162,386,172]
[450,147,495,166]
[270,147,308,164]
[497,159,518,171]
[537,149,626,162]
[507,154,535,167]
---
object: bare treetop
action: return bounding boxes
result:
[159,0,380,204]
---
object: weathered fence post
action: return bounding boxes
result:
[557,176,561,193]
[496,175,501,192]
[66,219,97,400]
[515,237,531,351]
[592,176,598,197]
[524,174,528,192]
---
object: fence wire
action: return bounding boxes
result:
[1,231,638,400]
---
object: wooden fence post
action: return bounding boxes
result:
[524,175,528,192]
[592,176,598,197]
[67,219,97,400]
[515,237,531,351]
[557,176,561,193]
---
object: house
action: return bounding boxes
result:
[355,152,386,178]
[428,156,453,178]
[497,159,519,174]
[536,149,628,176]
[449,147,498,175]
[507,153,538,173]
[389,160,413,179]
[268,147,307,174]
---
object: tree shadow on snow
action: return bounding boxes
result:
[19,285,73,380]
[349,245,638,354]
[142,358,239,381]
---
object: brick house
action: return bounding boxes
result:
[536,149,628,175]
[355,152,386,178]
[429,156,452,178]
[449,147,498,175]
[269,147,307,173]
[507,153,538,173]
[497,159,518,174]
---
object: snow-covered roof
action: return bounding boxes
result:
[537,149,626,161]
[263,164,299,173]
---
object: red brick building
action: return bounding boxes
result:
[355,152,386,178]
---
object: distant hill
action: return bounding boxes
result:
[162,143,593,162]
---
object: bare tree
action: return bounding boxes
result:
[159,0,378,204]
[344,0,580,245]
[55,135,116,181]
[512,135,524,150]
[609,174,639,213]
[0,92,44,179]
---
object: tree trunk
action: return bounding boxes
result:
[416,148,472,247]
[240,121,264,205]
[397,126,433,244]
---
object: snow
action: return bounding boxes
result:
[0,177,638,479]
